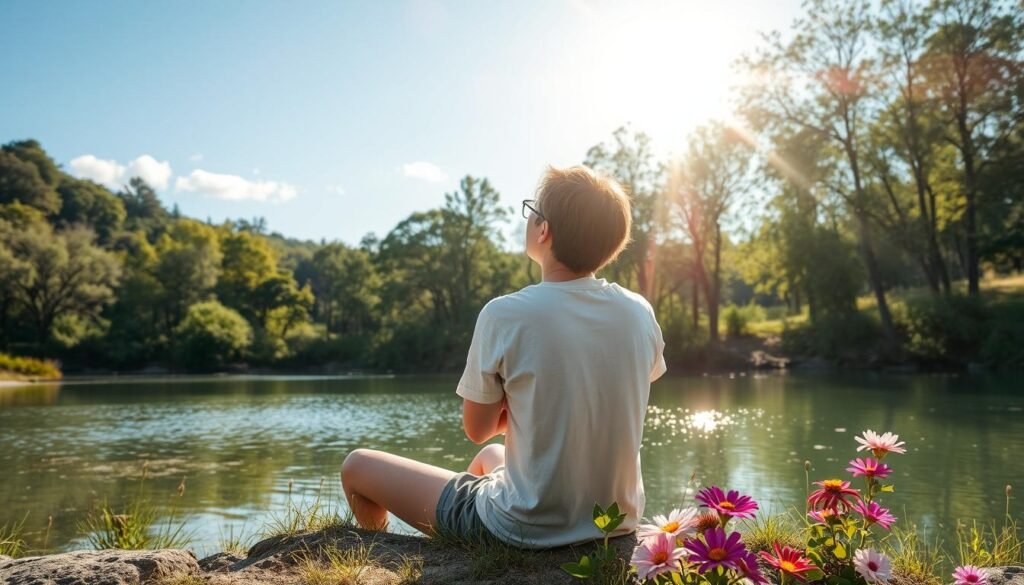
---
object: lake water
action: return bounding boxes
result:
[1,372,1021,555]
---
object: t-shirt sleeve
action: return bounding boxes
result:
[650,315,667,383]
[457,305,506,404]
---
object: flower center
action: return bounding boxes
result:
[966,576,979,583]
[823,479,844,491]
[708,548,728,561]
[780,561,798,573]
[719,501,736,510]
[652,551,669,564]
[868,562,879,571]
[661,522,680,532]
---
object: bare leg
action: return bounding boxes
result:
[340,449,456,534]
[467,444,505,476]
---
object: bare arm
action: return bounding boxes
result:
[462,396,507,444]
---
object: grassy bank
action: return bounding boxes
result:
[0,353,62,382]
[740,275,1024,369]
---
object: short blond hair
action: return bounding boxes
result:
[535,166,632,273]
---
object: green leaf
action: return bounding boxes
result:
[880,484,895,493]
[805,569,826,582]
[604,513,627,534]
[593,503,605,520]
[561,556,593,579]
[607,502,621,517]
[833,541,847,559]
[672,572,686,585]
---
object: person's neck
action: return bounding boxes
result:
[540,261,594,283]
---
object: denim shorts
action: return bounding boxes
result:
[434,472,495,542]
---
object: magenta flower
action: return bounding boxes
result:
[630,532,686,582]
[953,566,990,585]
[855,430,907,458]
[853,500,897,530]
[847,457,892,479]
[684,527,747,573]
[695,486,759,521]
[808,479,860,512]
[736,550,770,585]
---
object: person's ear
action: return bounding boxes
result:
[537,221,550,245]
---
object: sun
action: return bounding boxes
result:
[553,0,758,157]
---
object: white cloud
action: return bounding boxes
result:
[69,155,125,187]
[69,154,172,189]
[126,155,172,190]
[175,169,298,203]
[402,161,447,182]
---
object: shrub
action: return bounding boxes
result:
[782,312,882,361]
[172,300,252,371]
[899,296,989,365]
[723,303,768,339]
[0,352,62,380]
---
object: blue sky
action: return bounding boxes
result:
[0,0,801,244]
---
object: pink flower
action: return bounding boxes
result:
[807,508,841,524]
[695,486,759,521]
[953,565,990,585]
[684,527,748,573]
[853,500,897,530]
[847,457,892,479]
[855,430,907,458]
[759,543,820,583]
[854,548,892,584]
[808,479,860,512]
[637,507,699,541]
[630,532,686,582]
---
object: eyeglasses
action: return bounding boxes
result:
[521,199,545,222]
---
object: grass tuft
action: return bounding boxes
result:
[0,515,27,558]
[261,478,353,538]
[298,539,376,585]
[78,466,192,550]
[739,509,805,554]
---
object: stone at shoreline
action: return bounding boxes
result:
[195,525,640,584]
[0,549,199,584]
[989,566,1024,585]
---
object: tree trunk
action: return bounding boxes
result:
[707,223,722,345]
[691,278,700,331]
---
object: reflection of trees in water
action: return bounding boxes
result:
[0,383,61,406]
[1,374,1021,551]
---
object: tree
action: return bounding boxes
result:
[0,151,61,215]
[56,177,126,242]
[118,177,169,235]
[671,122,754,344]
[310,244,380,337]
[0,216,120,343]
[585,126,665,299]
[742,0,898,344]
[154,219,222,332]
[173,300,252,371]
[924,0,1023,294]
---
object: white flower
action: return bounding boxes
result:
[637,507,700,540]
[855,430,907,457]
[854,548,892,584]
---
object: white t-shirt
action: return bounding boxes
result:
[456,276,666,548]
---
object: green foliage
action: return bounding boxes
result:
[173,301,252,371]
[562,502,630,583]
[79,471,191,550]
[782,312,883,361]
[723,303,767,338]
[56,177,126,242]
[898,296,990,365]
[0,515,27,557]
[0,149,60,215]
[0,352,61,380]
